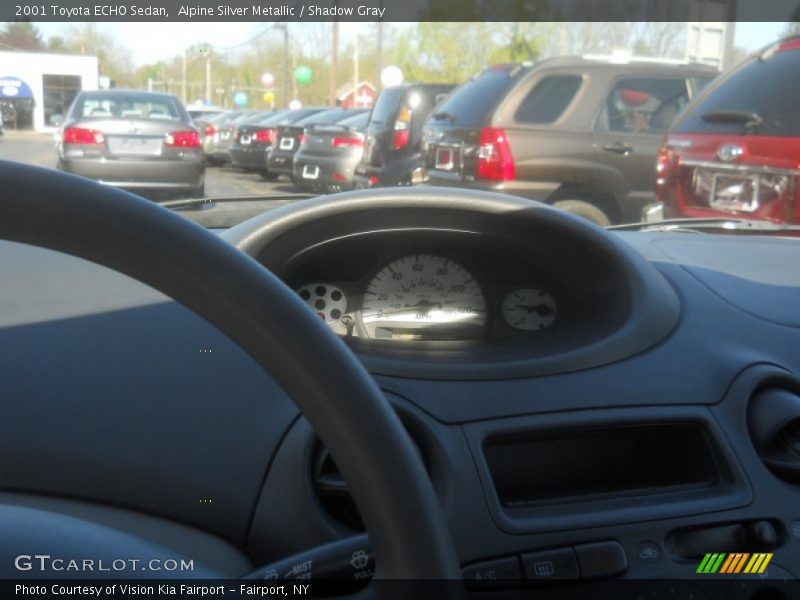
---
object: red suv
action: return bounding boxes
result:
[658,36,800,223]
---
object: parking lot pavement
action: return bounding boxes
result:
[0,131,308,223]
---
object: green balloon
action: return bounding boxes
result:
[294,65,312,85]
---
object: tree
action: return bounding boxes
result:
[0,22,45,52]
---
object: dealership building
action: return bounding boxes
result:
[0,51,99,131]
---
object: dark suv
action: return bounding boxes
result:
[353,83,454,188]
[423,58,716,225]
[658,36,800,224]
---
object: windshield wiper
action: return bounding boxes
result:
[431,111,457,123]
[700,110,763,128]
[159,193,313,210]
[611,218,800,235]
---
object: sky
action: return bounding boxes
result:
[32,21,790,66]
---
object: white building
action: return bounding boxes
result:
[0,51,99,131]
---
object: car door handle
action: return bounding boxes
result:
[601,142,634,155]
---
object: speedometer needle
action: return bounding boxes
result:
[516,304,554,316]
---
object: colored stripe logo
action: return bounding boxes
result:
[696,553,773,574]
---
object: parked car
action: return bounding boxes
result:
[293,110,371,193]
[657,35,800,224]
[268,108,367,181]
[186,105,227,121]
[353,83,455,189]
[212,110,271,165]
[55,89,205,197]
[422,58,716,225]
[229,108,327,178]
[199,110,248,165]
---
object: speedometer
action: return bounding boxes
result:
[360,254,487,341]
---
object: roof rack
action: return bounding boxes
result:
[581,52,699,66]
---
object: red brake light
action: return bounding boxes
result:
[778,38,800,53]
[477,127,515,181]
[298,134,308,144]
[63,127,104,145]
[255,128,276,144]
[332,136,364,148]
[165,131,201,148]
[204,123,216,137]
[393,129,410,150]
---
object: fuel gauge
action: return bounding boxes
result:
[501,289,557,331]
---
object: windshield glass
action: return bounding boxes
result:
[0,19,797,231]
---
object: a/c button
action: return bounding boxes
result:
[463,556,523,589]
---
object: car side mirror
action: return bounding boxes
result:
[49,114,64,127]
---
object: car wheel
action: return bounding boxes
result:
[553,199,612,227]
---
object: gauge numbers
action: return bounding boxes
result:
[361,254,486,340]
[501,289,557,331]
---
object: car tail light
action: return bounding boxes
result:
[393,105,411,150]
[255,128,276,144]
[298,134,309,145]
[655,144,672,187]
[332,173,347,181]
[778,38,800,53]
[204,123,216,137]
[332,136,363,148]
[63,127,104,145]
[477,127,515,181]
[165,131,201,148]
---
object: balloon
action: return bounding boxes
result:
[261,72,274,87]
[294,65,312,86]
[380,66,404,88]
[263,91,275,104]
[288,99,302,110]
[233,92,248,107]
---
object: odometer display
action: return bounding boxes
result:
[360,254,487,340]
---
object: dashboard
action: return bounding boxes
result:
[3,181,800,597]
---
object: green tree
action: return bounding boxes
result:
[0,22,45,52]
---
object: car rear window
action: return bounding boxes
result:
[339,111,370,129]
[75,94,183,120]
[514,75,583,124]
[428,69,522,127]
[673,49,800,137]
[295,109,359,127]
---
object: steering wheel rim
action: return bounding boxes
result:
[0,161,461,581]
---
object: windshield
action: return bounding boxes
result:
[0,19,797,231]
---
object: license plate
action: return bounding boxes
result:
[710,172,759,212]
[435,147,455,170]
[302,164,319,180]
[279,137,294,150]
[239,134,251,145]
[107,136,162,156]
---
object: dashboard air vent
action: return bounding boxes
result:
[311,435,426,532]
[749,387,800,482]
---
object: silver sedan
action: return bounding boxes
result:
[55,90,205,197]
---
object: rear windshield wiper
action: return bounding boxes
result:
[159,193,313,210]
[700,110,763,128]
[431,111,457,123]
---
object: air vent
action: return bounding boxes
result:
[749,387,800,482]
[310,436,426,532]
[311,445,364,531]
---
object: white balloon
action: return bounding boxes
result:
[380,66,404,88]
[288,99,302,110]
[261,73,274,87]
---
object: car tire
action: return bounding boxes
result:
[188,183,205,199]
[552,199,612,227]
[259,170,279,181]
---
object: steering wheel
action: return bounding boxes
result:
[0,162,462,589]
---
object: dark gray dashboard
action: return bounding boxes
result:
[2,189,800,592]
